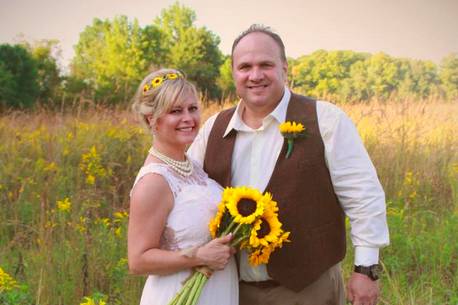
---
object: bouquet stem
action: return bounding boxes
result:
[221,220,236,236]
[192,274,207,304]
[168,267,212,305]
[231,234,248,248]
[168,273,197,305]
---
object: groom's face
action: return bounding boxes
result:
[232,32,288,113]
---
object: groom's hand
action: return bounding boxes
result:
[346,272,379,305]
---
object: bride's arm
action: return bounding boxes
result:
[127,173,231,276]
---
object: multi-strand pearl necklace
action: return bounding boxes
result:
[148,147,193,177]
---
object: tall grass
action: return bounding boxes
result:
[0,100,457,304]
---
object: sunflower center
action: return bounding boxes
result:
[257,218,271,238]
[237,198,257,216]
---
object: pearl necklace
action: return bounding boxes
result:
[148,147,193,177]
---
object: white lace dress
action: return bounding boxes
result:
[131,160,238,305]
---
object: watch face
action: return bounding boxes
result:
[370,265,380,280]
[355,264,380,281]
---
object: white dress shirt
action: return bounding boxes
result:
[188,88,389,281]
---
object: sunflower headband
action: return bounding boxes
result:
[142,72,183,95]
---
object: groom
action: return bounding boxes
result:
[188,24,389,305]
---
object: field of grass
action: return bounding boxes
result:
[0,100,457,305]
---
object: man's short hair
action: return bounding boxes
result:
[231,24,287,63]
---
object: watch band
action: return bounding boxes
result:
[354,264,380,281]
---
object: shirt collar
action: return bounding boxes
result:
[223,87,291,137]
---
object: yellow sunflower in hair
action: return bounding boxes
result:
[167,73,178,80]
[151,76,164,88]
[226,187,266,224]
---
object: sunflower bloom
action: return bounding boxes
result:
[249,206,282,248]
[226,187,266,224]
[151,77,164,87]
[248,246,273,266]
[279,121,305,134]
[279,121,306,158]
[208,200,227,238]
[167,73,178,80]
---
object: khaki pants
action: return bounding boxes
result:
[240,263,345,305]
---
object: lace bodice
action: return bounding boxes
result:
[131,159,223,251]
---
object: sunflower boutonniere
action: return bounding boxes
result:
[279,121,307,159]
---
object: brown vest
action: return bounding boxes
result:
[203,93,346,292]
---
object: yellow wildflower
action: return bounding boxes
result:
[115,227,122,237]
[57,197,71,212]
[86,174,96,185]
[80,145,108,185]
[80,297,106,305]
[114,211,128,220]
[76,216,87,233]
[44,162,58,172]
[95,218,111,228]
[0,267,19,292]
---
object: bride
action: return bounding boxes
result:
[128,69,238,305]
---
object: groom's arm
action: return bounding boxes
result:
[317,101,389,304]
[187,114,218,166]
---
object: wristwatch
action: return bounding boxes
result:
[354,264,380,281]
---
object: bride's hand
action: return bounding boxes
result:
[196,234,233,270]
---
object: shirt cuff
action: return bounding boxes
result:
[354,246,379,266]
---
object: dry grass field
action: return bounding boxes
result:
[0,100,457,304]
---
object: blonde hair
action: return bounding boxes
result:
[132,68,198,130]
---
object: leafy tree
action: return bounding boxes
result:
[291,50,368,101]
[396,58,440,99]
[0,44,39,108]
[287,57,299,88]
[338,53,399,102]
[71,16,164,103]
[216,56,235,100]
[0,63,15,104]
[154,3,223,98]
[439,53,458,100]
[21,39,62,103]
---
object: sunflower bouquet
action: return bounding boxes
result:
[168,186,290,305]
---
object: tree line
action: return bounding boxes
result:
[1,3,457,109]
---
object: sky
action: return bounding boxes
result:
[1,0,458,68]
